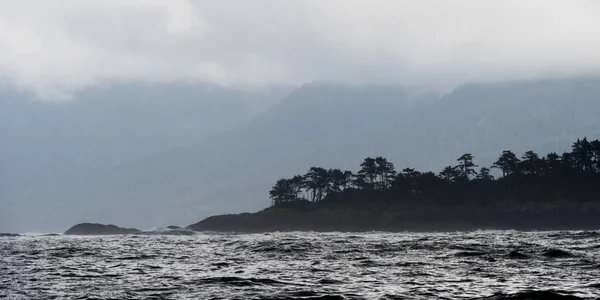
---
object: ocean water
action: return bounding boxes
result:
[1,231,600,299]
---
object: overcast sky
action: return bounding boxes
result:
[1,0,600,98]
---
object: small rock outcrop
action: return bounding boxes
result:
[542,249,573,258]
[0,233,20,237]
[166,225,182,230]
[64,223,140,235]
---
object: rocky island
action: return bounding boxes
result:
[189,137,600,232]
[0,233,21,237]
[64,223,140,235]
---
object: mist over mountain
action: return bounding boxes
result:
[0,84,291,230]
[2,77,600,232]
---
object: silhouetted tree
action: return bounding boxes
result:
[342,170,354,189]
[561,152,576,170]
[544,152,562,175]
[269,178,295,205]
[457,153,478,180]
[492,150,520,177]
[290,175,306,200]
[592,140,600,173]
[439,166,460,182]
[520,150,541,175]
[476,167,494,181]
[572,138,593,172]
[413,171,444,196]
[304,167,329,202]
[375,156,396,190]
[394,168,422,195]
[328,169,353,193]
[268,137,600,217]
[357,157,378,189]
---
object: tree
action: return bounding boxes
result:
[520,150,541,175]
[357,157,378,189]
[375,156,396,190]
[476,167,494,181]
[342,170,354,190]
[401,168,421,179]
[290,175,306,200]
[439,166,460,182]
[304,167,329,202]
[572,137,593,172]
[266,137,600,225]
[412,171,445,196]
[269,178,295,206]
[394,168,422,195]
[590,139,600,173]
[328,169,352,193]
[561,152,576,170]
[544,152,561,175]
[492,150,520,177]
[456,153,478,180]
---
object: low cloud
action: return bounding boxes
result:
[1,0,600,98]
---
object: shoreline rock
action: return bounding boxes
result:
[187,206,600,233]
[0,233,20,237]
[64,223,140,235]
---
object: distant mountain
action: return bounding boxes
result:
[0,83,291,231]
[0,83,290,189]
[2,78,600,232]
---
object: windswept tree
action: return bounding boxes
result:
[290,175,306,200]
[401,167,421,179]
[476,167,494,181]
[544,152,562,175]
[342,170,355,189]
[572,137,593,172]
[561,152,576,170]
[394,168,422,195]
[520,150,542,175]
[375,156,396,190]
[269,178,295,205]
[492,150,520,177]
[457,153,478,180]
[412,171,444,196]
[268,137,600,210]
[328,169,353,193]
[304,167,329,202]
[439,166,460,182]
[357,157,378,189]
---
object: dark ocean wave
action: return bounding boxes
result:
[1,231,600,299]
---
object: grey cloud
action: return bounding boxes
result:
[1,0,600,98]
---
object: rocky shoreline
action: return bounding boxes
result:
[187,203,600,233]
[39,202,600,235]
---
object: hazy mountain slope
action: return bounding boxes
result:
[0,83,290,188]
[0,84,291,232]
[3,78,600,232]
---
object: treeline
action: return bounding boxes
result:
[269,138,600,206]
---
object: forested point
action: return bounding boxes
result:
[189,137,600,232]
[269,138,600,208]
